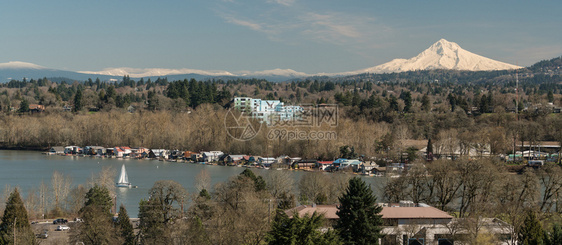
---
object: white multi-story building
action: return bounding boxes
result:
[233,97,302,125]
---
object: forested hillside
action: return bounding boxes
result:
[0,65,561,160]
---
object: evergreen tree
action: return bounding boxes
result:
[187,215,211,245]
[427,138,433,154]
[401,91,412,112]
[18,99,29,113]
[147,90,159,111]
[73,185,118,245]
[335,177,383,245]
[73,88,83,112]
[339,145,358,159]
[138,198,167,244]
[546,223,562,245]
[239,169,267,192]
[547,90,554,103]
[518,211,545,245]
[267,209,342,245]
[421,94,430,112]
[117,204,135,245]
[0,188,35,244]
[82,184,113,215]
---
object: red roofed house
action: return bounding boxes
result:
[317,161,333,171]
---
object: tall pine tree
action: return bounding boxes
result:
[335,177,383,245]
[0,188,35,244]
[268,209,341,245]
[518,211,545,245]
[117,204,135,245]
[73,88,83,112]
[72,185,118,245]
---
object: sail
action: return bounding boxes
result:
[118,164,129,184]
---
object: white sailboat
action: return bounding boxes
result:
[116,164,132,188]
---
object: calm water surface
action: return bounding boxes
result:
[0,150,384,217]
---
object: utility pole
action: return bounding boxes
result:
[14,217,17,245]
[268,198,272,224]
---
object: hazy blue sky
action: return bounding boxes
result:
[1,0,560,73]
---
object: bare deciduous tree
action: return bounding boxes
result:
[51,171,72,211]
[194,168,211,194]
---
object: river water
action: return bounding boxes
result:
[0,150,384,218]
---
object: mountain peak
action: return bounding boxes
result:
[429,39,461,54]
[356,39,521,74]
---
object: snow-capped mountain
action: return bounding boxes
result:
[0,39,523,82]
[354,39,521,74]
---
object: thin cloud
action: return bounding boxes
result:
[300,12,364,44]
[223,15,264,32]
[268,0,295,6]
[215,0,392,49]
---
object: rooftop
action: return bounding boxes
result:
[285,203,453,220]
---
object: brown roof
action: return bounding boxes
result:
[285,204,452,220]
[380,206,453,219]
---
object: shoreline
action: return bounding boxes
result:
[0,145,49,151]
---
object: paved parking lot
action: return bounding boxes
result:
[32,221,75,244]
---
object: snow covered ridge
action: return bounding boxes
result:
[353,39,522,74]
[0,39,522,78]
[78,67,236,77]
[78,67,310,78]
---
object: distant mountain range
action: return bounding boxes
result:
[0,39,529,82]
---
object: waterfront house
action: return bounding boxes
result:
[228,155,246,165]
[183,151,198,161]
[114,147,125,158]
[168,150,184,160]
[202,151,224,162]
[277,156,302,165]
[372,166,386,176]
[84,146,104,155]
[149,149,168,159]
[293,160,317,170]
[243,155,256,164]
[97,148,108,156]
[332,158,347,169]
[337,159,362,171]
[49,146,65,155]
[258,157,277,167]
[106,148,115,157]
[131,147,150,158]
[317,161,333,171]
[64,146,75,154]
[360,161,378,173]
[64,146,82,154]
[120,147,133,157]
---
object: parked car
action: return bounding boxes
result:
[53,218,68,224]
[74,217,83,222]
[55,225,70,231]
[36,230,48,239]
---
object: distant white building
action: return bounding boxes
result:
[202,151,224,162]
[233,97,302,125]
